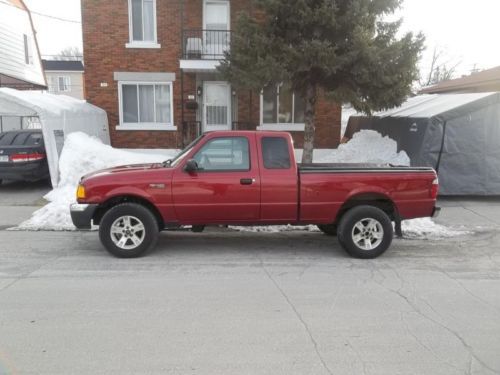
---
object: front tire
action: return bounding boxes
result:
[337,205,393,259]
[99,203,159,258]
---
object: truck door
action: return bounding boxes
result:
[257,135,299,223]
[172,135,261,224]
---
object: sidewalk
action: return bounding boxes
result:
[436,197,500,228]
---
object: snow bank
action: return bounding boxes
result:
[317,130,410,166]
[401,218,470,240]
[16,132,175,231]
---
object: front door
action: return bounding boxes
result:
[172,135,261,224]
[203,82,231,132]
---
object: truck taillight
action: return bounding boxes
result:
[10,152,46,163]
[430,177,439,199]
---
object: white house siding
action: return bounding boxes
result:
[45,71,85,99]
[0,0,45,87]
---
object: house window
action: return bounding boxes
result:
[260,83,306,131]
[23,34,33,65]
[118,82,175,131]
[58,76,71,92]
[127,0,160,48]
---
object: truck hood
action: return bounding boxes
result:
[82,163,164,180]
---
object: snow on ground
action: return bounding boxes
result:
[15,130,465,240]
[401,218,470,239]
[15,132,175,231]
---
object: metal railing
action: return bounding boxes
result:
[182,29,231,60]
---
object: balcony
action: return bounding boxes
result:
[180,29,231,72]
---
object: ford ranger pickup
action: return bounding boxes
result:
[70,131,440,259]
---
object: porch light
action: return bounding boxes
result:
[197,86,203,97]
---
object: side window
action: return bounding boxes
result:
[193,137,250,171]
[262,137,291,169]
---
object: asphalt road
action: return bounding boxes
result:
[0,183,500,374]
[0,227,500,374]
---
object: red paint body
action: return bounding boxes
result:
[79,131,438,226]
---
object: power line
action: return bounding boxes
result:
[30,9,81,24]
[2,1,81,24]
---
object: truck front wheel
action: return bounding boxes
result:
[337,205,393,259]
[99,203,159,258]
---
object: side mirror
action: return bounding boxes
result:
[184,159,199,173]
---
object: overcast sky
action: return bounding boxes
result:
[25,0,500,77]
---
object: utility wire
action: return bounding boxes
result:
[2,1,81,24]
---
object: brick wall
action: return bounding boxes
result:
[82,0,341,149]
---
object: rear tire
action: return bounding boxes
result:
[317,224,337,236]
[337,205,393,259]
[99,203,159,258]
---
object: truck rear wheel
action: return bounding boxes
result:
[337,205,393,259]
[317,224,337,236]
[99,203,159,258]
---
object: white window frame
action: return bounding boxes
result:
[126,0,161,49]
[117,81,176,131]
[58,76,71,92]
[258,84,305,131]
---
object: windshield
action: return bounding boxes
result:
[167,135,205,167]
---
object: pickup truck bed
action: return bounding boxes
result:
[70,131,440,259]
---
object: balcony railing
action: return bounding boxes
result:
[182,29,231,60]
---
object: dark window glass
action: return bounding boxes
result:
[12,133,30,145]
[262,137,291,169]
[25,133,43,146]
[193,137,250,171]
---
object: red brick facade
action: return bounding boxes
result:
[82,0,341,149]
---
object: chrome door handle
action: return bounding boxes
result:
[240,178,255,185]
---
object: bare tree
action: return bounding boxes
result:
[55,46,83,61]
[420,47,461,87]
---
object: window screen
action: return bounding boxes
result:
[262,137,291,169]
[193,137,250,171]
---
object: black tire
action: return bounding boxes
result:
[191,225,205,233]
[337,205,393,259]
[99,203,159,258]
[317,224,337,236]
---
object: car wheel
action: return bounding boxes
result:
[99,203,159,258]
[317,224,337,236]
[337,205,393,259]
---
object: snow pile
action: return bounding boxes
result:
[230,225,320,233]
[401,218,470,240]
[16,132,174,231]
[317,130,410,166]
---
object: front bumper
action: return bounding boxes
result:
[432,206,441,218]
[70,203,98,230]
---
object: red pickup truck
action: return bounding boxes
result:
[70,131,440,259]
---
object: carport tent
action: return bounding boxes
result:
[345,92,500,195]
[0,88,109,186]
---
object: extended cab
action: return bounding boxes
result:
[70,131,440,259]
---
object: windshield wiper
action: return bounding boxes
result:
[162,159,173,167]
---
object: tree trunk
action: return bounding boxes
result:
[301,83,318,164]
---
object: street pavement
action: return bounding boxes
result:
[0,186,499,375]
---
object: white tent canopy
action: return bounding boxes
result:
[0,88,109,186]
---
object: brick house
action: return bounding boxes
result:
[82,0,341,149]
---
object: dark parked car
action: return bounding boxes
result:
[0,130,49,184]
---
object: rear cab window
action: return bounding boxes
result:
[261,137,291,169]
[193,137,250,171]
